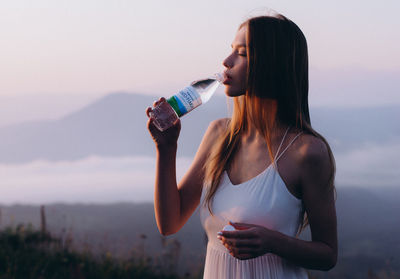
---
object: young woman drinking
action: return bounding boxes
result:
[146,13,337,279]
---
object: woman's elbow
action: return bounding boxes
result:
[158,227,178,236]
[321,252,337,271]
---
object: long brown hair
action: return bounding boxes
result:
[202,14,336,235]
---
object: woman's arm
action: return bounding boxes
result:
[147,103,226,235]
[268,136,337,270]
[153,136,180,236]
[219,136,337,271]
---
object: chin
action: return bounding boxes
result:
[224,87,245,97]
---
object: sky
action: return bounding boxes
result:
[0,0,399,104]
[0,1,399,204]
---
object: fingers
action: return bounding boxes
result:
[232,224,251,230]
[146,107,153,118]
[228,244,261,260]
[229,239,259,248]
[172,117,181,129]
[218,236,259,248]
[147,117,157,134]
[232,246,259,256]
[217,234,261,260]
[152,97,166,108]
[224,242,259,260]
[220,229,255,239]
[146,97,166,118]
[229,221,256,230]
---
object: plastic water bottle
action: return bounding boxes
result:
[149,72,224,131]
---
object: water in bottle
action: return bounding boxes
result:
[149,72,224,131]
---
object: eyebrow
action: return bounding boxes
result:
[231,44,246,48]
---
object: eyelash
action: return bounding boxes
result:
[230,49,246,57]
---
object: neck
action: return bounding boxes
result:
[241,121,290,143]
[242,119,289,138]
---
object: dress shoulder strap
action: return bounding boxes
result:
[273,127,290,162]
[275,130,303,163]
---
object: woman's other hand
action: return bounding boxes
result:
[146,97,181,150]
[217,221,278,260]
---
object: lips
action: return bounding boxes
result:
[223,72,233,84]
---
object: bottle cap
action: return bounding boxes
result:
[214,72,224,82]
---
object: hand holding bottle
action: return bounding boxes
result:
[147,73,223,132]
[146,97,181,150]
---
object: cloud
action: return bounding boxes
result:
[1,142,398,205]
[335,142,400,188]
[0,156,192,205]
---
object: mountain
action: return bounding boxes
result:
[0,92,399,163]
[0,93,227,163]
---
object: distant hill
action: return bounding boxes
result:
[0,92,399,163]
[0,93,226,163]
[1,186,399,278]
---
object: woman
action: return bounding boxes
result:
[146,13,337,279]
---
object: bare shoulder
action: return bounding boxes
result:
[193,118,229,158]
[203,118,230,142]
[209,118,230,132]
[291,132,334,186]
[293,133,331,166]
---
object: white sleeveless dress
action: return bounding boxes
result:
[199,128,309,279]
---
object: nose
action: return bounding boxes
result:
[222,53,234,69]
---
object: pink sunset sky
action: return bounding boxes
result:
[0,0,399,105]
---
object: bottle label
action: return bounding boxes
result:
[167,86,202,117]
